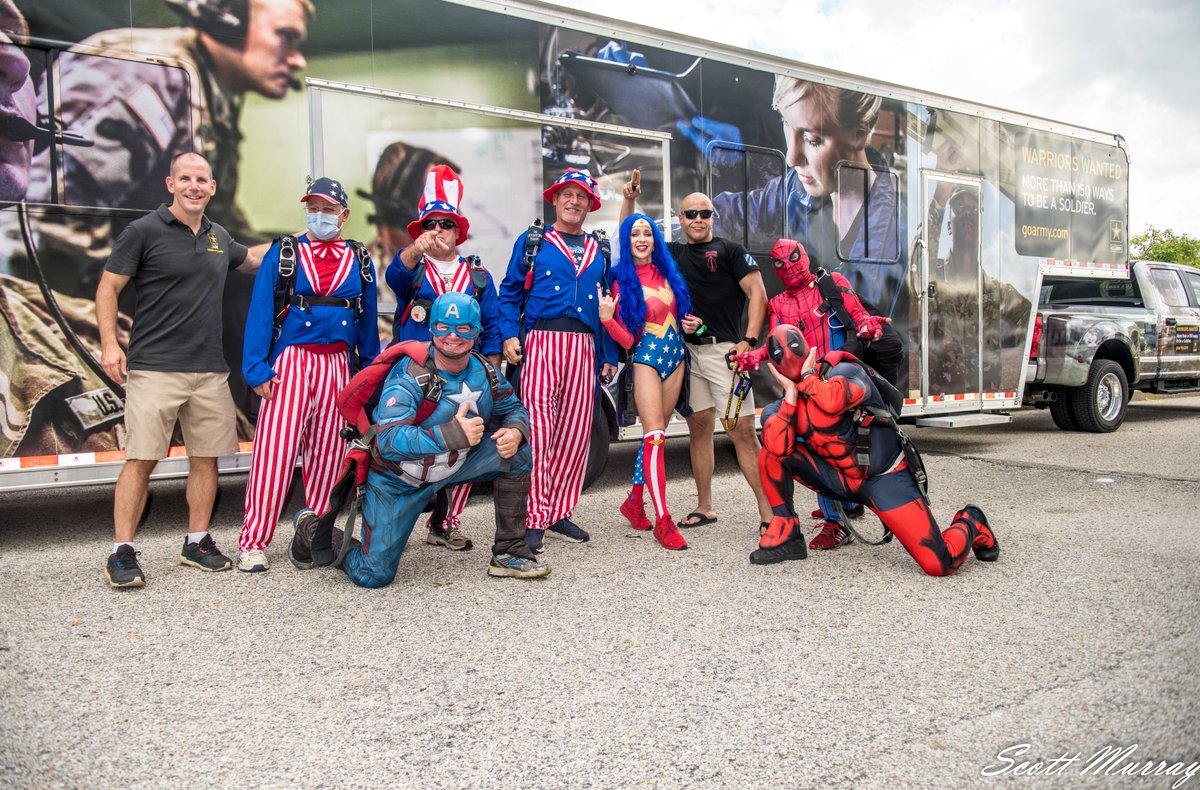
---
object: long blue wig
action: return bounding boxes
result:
[612,213,691,339]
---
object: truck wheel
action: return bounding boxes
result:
[1070,359,1128,433]
[1049,395,1081,431]
[581,396,610,492]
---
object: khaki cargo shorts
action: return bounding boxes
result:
[123,371,238,460]
[686,341,755,417]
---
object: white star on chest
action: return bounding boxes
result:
[447,384,483,415]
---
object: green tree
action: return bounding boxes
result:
[1131,226,1200,268]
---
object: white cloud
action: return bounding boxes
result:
[546,0,1200,237]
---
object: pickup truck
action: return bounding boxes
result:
[1024,260,1200,432]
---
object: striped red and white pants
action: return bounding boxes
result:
[521,329,596,531]
[426,482,472,531]
[239,346,351,551]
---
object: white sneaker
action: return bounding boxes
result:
[238,548,269,573]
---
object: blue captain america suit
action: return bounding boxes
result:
[343,346,532,588]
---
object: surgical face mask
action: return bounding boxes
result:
[306,212,341,240]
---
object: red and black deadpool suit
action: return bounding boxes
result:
[744,327,999,574]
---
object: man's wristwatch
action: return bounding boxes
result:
[742,336,758,346]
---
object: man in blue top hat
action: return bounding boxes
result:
[385,164,502,553]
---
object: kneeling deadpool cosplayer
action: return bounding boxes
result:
[732,324,999,575]
[289,293,550,588]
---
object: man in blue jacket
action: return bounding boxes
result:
[497,169,618,552]
[237,177,379,573]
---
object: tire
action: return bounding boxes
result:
[1049,393,1081,432]
[582,392,611,492]
[1069,359,1128,433]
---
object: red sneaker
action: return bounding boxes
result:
[808,520,851,550]
[653,516,688,550]
[620,495,652,531]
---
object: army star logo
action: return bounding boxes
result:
[206,232,222,252]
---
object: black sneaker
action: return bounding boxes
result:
[750,535,809,565]
[106,545,145,588]
[524,528,545,554]
[547,518,590,543]
[179,534,232,572]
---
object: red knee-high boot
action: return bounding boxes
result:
[641,430,686,550]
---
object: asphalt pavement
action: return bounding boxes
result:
[2,396,1198,789]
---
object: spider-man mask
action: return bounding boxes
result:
[771,239,815,292]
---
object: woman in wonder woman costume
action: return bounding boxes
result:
[598,214,693,550]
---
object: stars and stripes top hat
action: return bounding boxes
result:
[406,164,470,243]
[301,177,348,209]
[543,168,602,212]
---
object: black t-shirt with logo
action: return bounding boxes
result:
[105,204,248,372]
[668,237,760,343]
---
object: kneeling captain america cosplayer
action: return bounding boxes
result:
[734,324,999,574]
[289,292,549,587]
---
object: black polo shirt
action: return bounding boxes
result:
[105,204,248,372]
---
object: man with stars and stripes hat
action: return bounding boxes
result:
[385,164,503,553]
[497,168,619,554]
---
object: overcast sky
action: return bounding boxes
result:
[542,0,1200,239]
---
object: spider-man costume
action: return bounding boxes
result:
[746,326,999,574]
[766,239,882,356]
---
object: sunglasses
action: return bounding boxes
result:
[681,209,716,220]
[422,219,458,231]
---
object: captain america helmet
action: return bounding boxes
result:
[429,292,481,340]
[766,323,810,382]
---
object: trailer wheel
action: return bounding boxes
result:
[1070,359,1128,433]
[1049,395,1081,432]
[581,395,610,492]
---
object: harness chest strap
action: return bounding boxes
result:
[273,236,373,324]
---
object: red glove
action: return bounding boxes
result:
[856,315,891,342]
[729,346,770,373]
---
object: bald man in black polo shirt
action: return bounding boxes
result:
[97,152,263,588]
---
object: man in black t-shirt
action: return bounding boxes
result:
[621,172,771,533]
[96,152,264,588]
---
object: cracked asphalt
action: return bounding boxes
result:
[2,395,1198,788]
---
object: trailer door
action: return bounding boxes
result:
[921,175,983,407]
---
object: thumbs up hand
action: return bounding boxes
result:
[453,400,485,446]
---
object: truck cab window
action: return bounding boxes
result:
[1149,267,1188,307]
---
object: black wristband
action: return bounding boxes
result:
[742,336,758,346]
